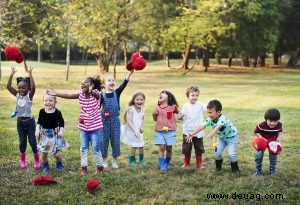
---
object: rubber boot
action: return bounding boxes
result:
[19,152,27,169]
[139,154,145,166]
[56,161,64,172]
[196,155,205,169]
[269,154,277,177]
[43,161,50,174]
[128,155,137,167]
[181,154,191,168]
[81,166,88,176]
[165,157,171,170]
[33,152,41,169]
[215,159,223,172]
[95,166,104,175]
[230,161,240,175]
[159,158,167,171]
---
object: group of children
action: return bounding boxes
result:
[7,66,283,177]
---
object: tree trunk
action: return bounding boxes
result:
[37,43,42,62]
[260,55,266,67]
[113,49,117,79]
[253,56,258,68]
[203,48,209,72]
[181,44,191,70]
[273,50,280,65]
[123,42,127,67]
[228,56,232,67]
[242,56,250,67]
[164,51,170,67]
[66,29,71,81]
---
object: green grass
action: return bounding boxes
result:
[0,61,299,205]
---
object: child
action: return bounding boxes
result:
[121,91,145,167]
[186,100,240,175]
[6,66,40,169]
[36,93,69,174]
[253,108,282,177]
[178,86,206,169]
[100,70,134,169]
[153,91,179,171]
[47,76,104,176]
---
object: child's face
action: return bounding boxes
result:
[188,91,199,104]
[158,92,168,104]
[81,78,92,92]
[134,95,145,108]
[103,76,115,91]
[17,81,29,96]
[44,95,56,110]
[207,108,221,121]
[267,120,279,128]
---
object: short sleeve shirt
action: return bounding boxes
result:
[204,114,237,138]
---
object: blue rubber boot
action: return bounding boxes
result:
[165,157,171,170]
[159,158,167,171]
[43,162,50,174]
[269,154,277,177]
[56,161,64,172]
[253,152,263,176]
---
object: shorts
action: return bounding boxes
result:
[154,131,176,146]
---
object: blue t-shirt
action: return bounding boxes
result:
[204,114,237,138]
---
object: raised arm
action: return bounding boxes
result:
[46,89,79,99]
[6,67,18,96]
[28,67,35,100]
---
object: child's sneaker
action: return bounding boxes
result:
[95,166,104,175]
[103,159,108,168]
[81,166,88,176]
[56,161,64,172]
[112,160,119,169]
[42,162,50,174]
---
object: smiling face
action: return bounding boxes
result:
[43,94,56,111]
[17,81,29,96]
[134,95,145,109]
[158,92,168,105]
[81,78,92,92]
[188,90,199,104]
[103,75,115,92]
[267,120,279,128]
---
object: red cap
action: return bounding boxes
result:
[86,179,101,194]
[268,141,282,155]
[126,52,146,71]
[33,176,57,185]
[252,137,268,152]
[4,46,24,64]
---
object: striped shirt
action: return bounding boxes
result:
[78,90,103,131]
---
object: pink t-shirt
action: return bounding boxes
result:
[154,105,179,131]
[78,90,103,132]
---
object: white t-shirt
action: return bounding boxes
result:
[181,101,206,138]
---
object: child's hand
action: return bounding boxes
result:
[134,131,140,138]
[185,134,194,143]
[58,130,64,137]
[27,67,33,75]
[207,133,214,141]
[140,129,143,134]
[10,67,17,75]
[35,130,40,138]
[46,89,57,96]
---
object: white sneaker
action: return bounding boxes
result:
[103,159,108,168]
[112,160,119,169]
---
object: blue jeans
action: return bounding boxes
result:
[215,135,238,162]
[255,151,277,175]
[80,129,103,167]
[17,117,37,153]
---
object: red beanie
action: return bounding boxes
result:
[268,141,282,155]
[252,137,268,152]
[4,46,24,64]
[126,52,146,71]
[33,176,57,185]
[86,179,101,194]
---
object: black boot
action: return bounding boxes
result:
[215,159,223,172]
[230,161,240,175]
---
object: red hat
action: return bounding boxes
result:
[126,52,146,71]
[252,137,268,152]
[86,179,101,194]
[268,141,282,155]
[4,46,24,64]
[33,176,57,185]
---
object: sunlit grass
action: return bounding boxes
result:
[0,61,299,204]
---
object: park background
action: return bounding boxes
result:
[0,0,300,204]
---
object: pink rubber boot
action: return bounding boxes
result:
[20,152,27,169]
[33,152,41,169]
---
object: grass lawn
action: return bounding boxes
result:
[0,61,299,205]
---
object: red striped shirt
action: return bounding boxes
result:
[78,90,103,131]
